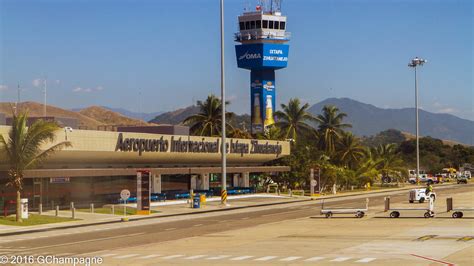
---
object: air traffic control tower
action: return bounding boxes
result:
[235,0,290,134]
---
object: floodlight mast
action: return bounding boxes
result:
[408,57,427,184]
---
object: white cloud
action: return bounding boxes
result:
[72,85,104,93]
[32,78,44,87]
[438,108,457,114]
[0,84,7,91]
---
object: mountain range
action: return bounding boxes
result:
[307,98,473,145]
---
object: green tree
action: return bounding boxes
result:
[372,144,406,183]
[274,98,317,142]
[0,112,71,222]
[183,95,234,136]
[316,105,352,154]
[336,132,365,169]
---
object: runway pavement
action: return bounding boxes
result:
[0,184,472,265]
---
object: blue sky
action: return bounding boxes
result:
[0,0,472,120]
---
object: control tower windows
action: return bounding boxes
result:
[263,20,268,28]
[280,21,286,30]
[274,21,279,29]
[269,20,274,29]
[245,21,250,30]
[250,21,256,29]
[256,20,261,29]
[239,22,245,31]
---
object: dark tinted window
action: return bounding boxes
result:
[245,21,250,30]
[250,21,256,29]
[269,21,274,29]
[274,21,279,29]
[239,22,245,31]
[263,20,268,28]
[280,21,286,30]
[256,20,261,29]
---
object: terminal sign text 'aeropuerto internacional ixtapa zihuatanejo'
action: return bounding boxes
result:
[114,133,283,157]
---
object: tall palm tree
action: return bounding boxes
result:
[183,95,234,137]
[0,112,71,222]
[336,132,365,169]
[274,98,317,142]
[316,105,352,154]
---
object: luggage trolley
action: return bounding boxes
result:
[320,198,369,218]
[385,196,435,218]
[446,197,474,218]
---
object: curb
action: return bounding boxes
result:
[0,183,468,237]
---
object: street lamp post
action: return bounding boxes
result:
[220,0,228,206]
[408,57,427,184]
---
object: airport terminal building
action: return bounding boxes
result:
[0,126,290,208]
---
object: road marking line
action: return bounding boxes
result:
[331,257,351,262]
[280,256,301,261]
[305,257,325,261]
[114,254,140,259]
[193,224,203,227]
[415,235,438,241]
[230,256,254,260]
[99,253,117,258]
[139,254,160,259]
[356,258,376,263]
[254,256,278,261]
[457,236,473,242]
[165,228,176,231]
[410,254,455,266]
[241,217,250,220]
[184,255,207,260]
[162,255,184,259]
[24,233,145,252]
[207,255,231,260]
[218,220,227,223]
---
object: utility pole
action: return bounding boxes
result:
[43,77,47,117]
[408,57,427,184]
[220,0,228,206]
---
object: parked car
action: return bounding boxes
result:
[408,174,440,184]
[457,176,468,184]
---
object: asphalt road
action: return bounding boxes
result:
[2,184,472,257]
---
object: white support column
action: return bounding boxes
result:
[190,175,197,190]
[200,173,210,190]
[242,172,250,187]
[233,173,240,187]
[152,174,162,193]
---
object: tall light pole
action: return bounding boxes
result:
[220,0,228,206]
[408,57,427,184]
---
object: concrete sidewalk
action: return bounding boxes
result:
[0,182,466,236]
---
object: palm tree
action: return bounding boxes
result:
[274,98,317,142]
[336,132,365,169]
[183,95,234,137]
[316,105,352,154]
[372,144,405,183]
[0,112,71,222]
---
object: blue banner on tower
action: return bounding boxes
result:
[236,43,289,70]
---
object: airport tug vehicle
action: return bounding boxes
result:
[320,198,369,218]
[409,189,436,203]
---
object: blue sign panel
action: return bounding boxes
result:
[235,43,289,70]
